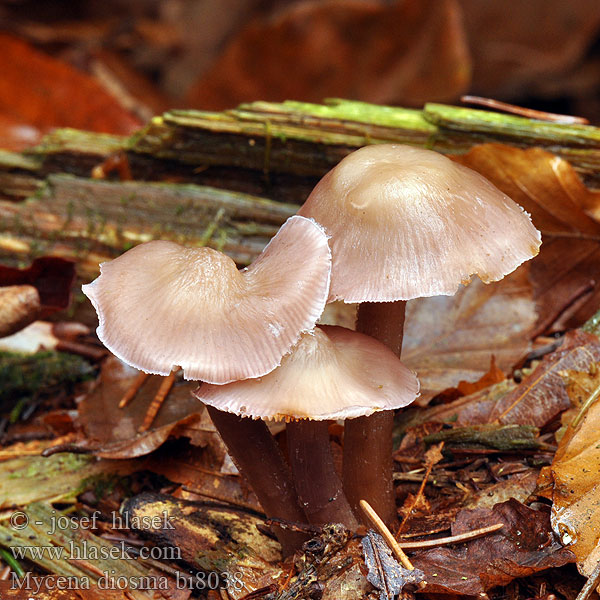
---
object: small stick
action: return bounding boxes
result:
[119,371,150,408]
[138,371,176,432]
[55,340,108,360]
[575,557,600,600]
[395,442,444,538]
[397,523,504,548]
[460,95,590,124]
[360,499,414,570]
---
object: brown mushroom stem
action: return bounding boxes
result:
[205,405,308,554]
[287,420,358,528]
[343,300,406,525]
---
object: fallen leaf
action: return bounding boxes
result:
[362,531,425,599]
[77,357,210,459]
[459,0,600,99]
[0,32,141,148]
[122,492,281,571]
[472,330,600,427]
[412,499,575,595]
[544,357,600,577]
[466,469,540,509]
[186,0,470,110]
[417,329,600,428]
[403,268,536,403]
[457,356,505,396]
[456,144,600,331]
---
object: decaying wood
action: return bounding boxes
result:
[0,451,138,507]
[122,491,281,569]
[0,502,188,600]
[0,174,296,275]
[2,98,600,277]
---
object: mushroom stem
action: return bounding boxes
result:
[343,300,406,525]
[287,420,358,528]
[205,406,308,554]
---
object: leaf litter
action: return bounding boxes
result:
[6,140,600,597]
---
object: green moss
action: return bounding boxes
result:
[0,350,95,409]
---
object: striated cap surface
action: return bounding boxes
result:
[298,144,542,302]
[82,215,331,383]
[194,325,419,420]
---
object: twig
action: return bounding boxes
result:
[461,95,590,124]
[359,499,414,570]
[138,370,176,432]
[395,442,443,538]
[41,443,92,457]
[575,558,600,600]
[118,371,150,408]
[55,339,107,360]
[397,523,503,548]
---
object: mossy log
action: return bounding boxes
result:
[1,99,600,278]
[0,174,296,276]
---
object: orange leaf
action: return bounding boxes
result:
[456,144,600,331]
[0,33,141,149]
[457,356,505,396]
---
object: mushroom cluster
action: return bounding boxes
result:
[83,144,541,554]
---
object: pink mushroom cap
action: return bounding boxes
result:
[82,215,331,384]
[194,325,420,420]
[298,144,542,302]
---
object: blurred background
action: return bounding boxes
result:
[1,0,600,149]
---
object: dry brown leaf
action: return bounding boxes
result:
[418,330,600,428]
[475,330,600,427]
[545,359,600,577]
[186,0,470,110]
[412,499,575,595]
[403,268,536,403]
[456,356,506,396]
[78,357,210,459]
[466,469,540,510]
[460,0,600,98]
[456,144,600,331]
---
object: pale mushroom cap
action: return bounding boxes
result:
[194,325,420,420]
[298,144,542,302]
[82,215,331,383]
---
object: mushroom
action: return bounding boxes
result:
[195,325,419,527]
[298,143,542,523]
[82,215,332,554]
[82,215,331,384]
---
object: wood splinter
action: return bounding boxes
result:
[139,370,177,432]
[359,499,414,571]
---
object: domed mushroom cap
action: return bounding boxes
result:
[194,325,420,420]
[82,215,331,384]
[298,144,542,302]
